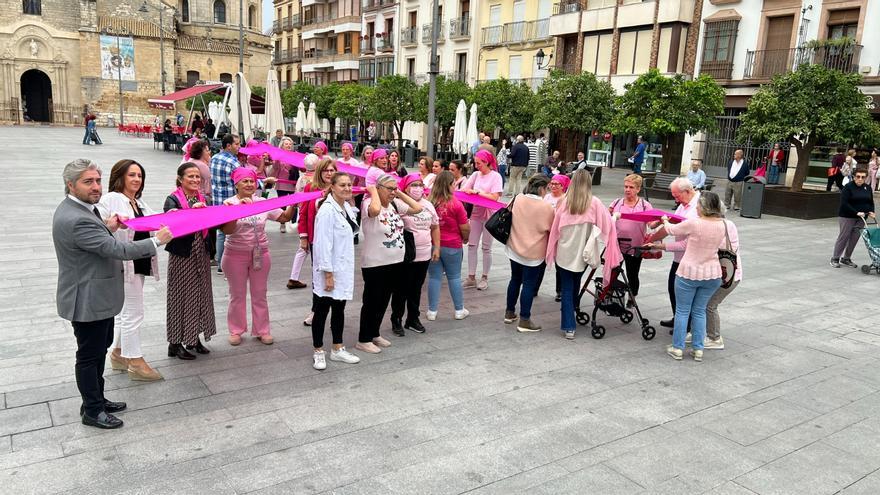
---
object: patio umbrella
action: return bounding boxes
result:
[452,99,468,155]
[229,72,253,140]
[295,101,306,134]
[264,71,286,135]
[306,102,319,136]
[466,102,479,154]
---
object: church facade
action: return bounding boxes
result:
[0,0,271,125]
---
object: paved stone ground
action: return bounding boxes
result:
[2,126,880,494]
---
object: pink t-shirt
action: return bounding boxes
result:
[223,196,283,252]
[463,171,503,221]
[393,198,439,262]
[360,196,405,268]
[610,197,653,251]
[435,198,469,249]
[543,192,564,209]
[365,166,385,187]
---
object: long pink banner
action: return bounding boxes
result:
[619,209,686,223]
[122,190,324,237]
[454,191,506,211]
[240,142,368,178]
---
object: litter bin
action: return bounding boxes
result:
[404,146,416,168]
[740,181,765,219]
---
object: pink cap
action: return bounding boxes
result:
[231,167,258,184]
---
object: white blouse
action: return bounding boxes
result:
[97,192,160,282]
[312,197,357,301]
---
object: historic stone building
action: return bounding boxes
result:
[1,0,271,125]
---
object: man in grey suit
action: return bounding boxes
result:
[53,159,173,429]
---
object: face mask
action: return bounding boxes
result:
[408,186,424,201]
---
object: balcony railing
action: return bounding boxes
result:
[362,0,378,10]
[553,0,584,15]
[303,48,358,64]
[587,0,616,9]
[377,32,394,52]
[482,19,551,46]
[291,14,301,29]
[743,44,862,79]
[441,70,468,83]
[302,14,334,27]
[272,19,282,34]
[401,26,418,46]
[504,21,528,43]
[481,25,502,46]
[555,62,579,74]
[449,16,470,39]
[700,61,734,81]
[360,38,375,54]
[273,47,303,64]
[422,23,445,43]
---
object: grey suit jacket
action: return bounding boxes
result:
[52,197,157,322]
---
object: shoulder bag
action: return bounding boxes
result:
[718,221,738,289]
[485,195,516,244]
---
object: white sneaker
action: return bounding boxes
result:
[565,331,575,340]
[303,312,314,326]
[280,223,287,233]
[330,347,360,364]
[454,308,469,320]
[477,278,489,291]
[684,332,692,344]
[312,350,326,370]
[426,310,437,321]
[703,337,725,350]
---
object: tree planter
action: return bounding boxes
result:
[761,186,839,220]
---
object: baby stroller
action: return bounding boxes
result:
[859,217,880,274]
[574,238,657,340]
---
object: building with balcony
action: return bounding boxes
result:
[397,0,474,86]
[359,0,398,85]
[688,0,880,182]
[273,0,303,88]
[296,0,361,84]
[475,0,554,92]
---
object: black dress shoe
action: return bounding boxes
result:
[405,318,426,334]
[82,411,124,429]
[660,318,674,328]
[391,317,405,337]
[168,343,196,360]
[186,341,211,354]
[104,400,127,413]
[554,294,562,302]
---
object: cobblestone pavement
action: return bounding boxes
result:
[2,126,879,494]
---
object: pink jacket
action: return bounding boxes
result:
[547,196,622,283]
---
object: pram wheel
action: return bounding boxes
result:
[591,325,605,339]
[620,311,634,324]
[576,312,590,325]
[642,326,656,340]
[862,265,872,274]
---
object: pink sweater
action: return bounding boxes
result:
[546,196,622,284]
[665,217,726,280]
[507,194,555,262]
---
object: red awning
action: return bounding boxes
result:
[148,83,266,113]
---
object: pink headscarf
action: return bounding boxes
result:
[398,172,423,192]
[181,136,202,161]
[474,149,498,171]
[341,142,354,151]
[371,148,388,164]
[314,141,328,155]
[231,167,258,184]
[552,174,571,192]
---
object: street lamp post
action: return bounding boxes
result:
[237,0,245,140]
[102,26,127,126]
[425,0,440,158]
[536,48,553,70]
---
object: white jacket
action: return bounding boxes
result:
[312,197,357,301]
[97,192,160,282]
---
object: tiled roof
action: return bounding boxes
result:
[98,16,177,40]
[175,34,240,54]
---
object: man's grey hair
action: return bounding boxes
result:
[670,176,694,193]
[63,159,101,195]
[516,135,524,143]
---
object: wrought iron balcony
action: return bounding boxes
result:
[400,26,418,46]
[377,32,394,52]
[743,44,862,79]
[422,23,445,43]
[481,26,502,46]
[360,38,375,54]
[272,19,282,34]
[553,0,585,15]
[449,16,470,39]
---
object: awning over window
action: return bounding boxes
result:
[147,83,265,113]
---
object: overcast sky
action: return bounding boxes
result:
[263,3,273,36]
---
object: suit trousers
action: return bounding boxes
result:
[73,318,114,417]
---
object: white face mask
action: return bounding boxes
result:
[408,186,424,201]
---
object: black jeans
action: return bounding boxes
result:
[390,260,430,323]
[359,263,403,342]
[623,254,643,296]
[667,261,680,312]
[73,318,114,417]
[827,172,843,191]
[311,294,346,349]
[276,190,298,223]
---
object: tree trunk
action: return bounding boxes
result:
[395,121,405,151]
[790,139,813,193]
[661,133,685,174]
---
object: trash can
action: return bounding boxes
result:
[740,181,765,219]
[404,146,416,168]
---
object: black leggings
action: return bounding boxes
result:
[667,261,680,311]
[391,260,430,322]
[311,294,346,349]
[359,263,403,342]
[827,172,843,191]
[623,254,643,296]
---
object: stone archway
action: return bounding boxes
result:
[20,68,52,122]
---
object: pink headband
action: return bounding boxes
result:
[398,172,423,192]
[314,141,328,154]
[371,148,388,162]
[552,174,571,192]
[231,167,257,185]
[341,142,354,151]
[475,149,497,171]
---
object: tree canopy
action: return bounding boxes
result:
[471,78,535,135]
[312,83,340,119]
[368,75,419,148]
[280,81,316,117]
[415,76,472,144]
[533,70,616,134]
[329,83,373,122]
[738,64,880,191]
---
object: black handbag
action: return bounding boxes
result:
[718,221,738,289]
[485,196,516,244]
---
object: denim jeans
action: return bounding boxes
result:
[768,165,780,185]
[427,247,464,312]
[82,126,90,144]
[558,266,585,331]
[672,276,722,351]
[216,231,226,267]
[506,260,545,320]
[498,163,508,188]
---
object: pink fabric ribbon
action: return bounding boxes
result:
[124,190,324,237]
[239,142,367,178]
[619,209,686,223]
[454,191,506,211]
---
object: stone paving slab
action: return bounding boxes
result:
[3,127,880,494]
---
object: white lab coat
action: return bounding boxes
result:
[312,197,357,300]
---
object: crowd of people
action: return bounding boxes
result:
[54,131,748,430]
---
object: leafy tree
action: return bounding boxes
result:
[614,68,725,173]
[368,75,418,149]
[738,64,880,191]
[471,78,535,135]
[280,81,316,117]
[185,92,223,114]
[415,76,472,145]
[313,82,340,119]
[533,70,616,134]
[330,83,374,140]
[250,85,266,98]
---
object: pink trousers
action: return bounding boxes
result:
[290,245,309,280]
[467,218,493,277]
[221,248,272,336]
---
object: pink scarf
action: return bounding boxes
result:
[172,187,208,238]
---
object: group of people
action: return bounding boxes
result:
[53,131,747,429]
